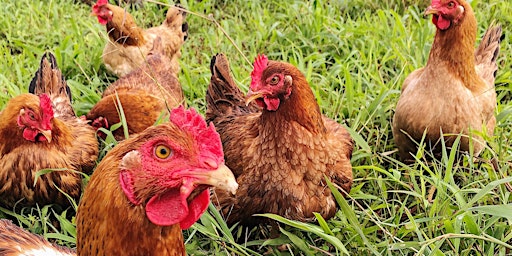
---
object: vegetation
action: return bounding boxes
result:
[0,0,511,255]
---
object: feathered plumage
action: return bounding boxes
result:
[0,53,98,208]
[207,54,353,226]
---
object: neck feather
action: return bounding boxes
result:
[261,76,325,134]
[426,4,479,88]
[106,4,145,46]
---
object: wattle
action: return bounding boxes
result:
[22,128,38,142]
[145,188,210,229]
[98,17,108,25]
[434,15,451,30]
[263,96,280,111]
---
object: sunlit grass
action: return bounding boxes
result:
[0,0,510,255]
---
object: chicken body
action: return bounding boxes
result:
[87,37,184,140]
[0,107,237,255]
[393,0,501,160]
[207,54,353,226]
[93,0,188,77]
[0,53,98,208]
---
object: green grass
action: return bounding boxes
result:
[0,0,511,255]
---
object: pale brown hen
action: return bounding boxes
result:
[92,0,188,77]
[206,54,353,226]
[0,107,238,256]
[86,37,184,140]
[392,0,502,160]
[0,53,98,209]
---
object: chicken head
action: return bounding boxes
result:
[118,106,238,229]
[92,0,112,25]
[16,94,53,142]
[425,0,466,30]
[246,54,293,111]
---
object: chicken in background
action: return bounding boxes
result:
[0,106,238,255]
[0,53,98,209]
[206,54,353,226]
[392,0,502,161]
[86,37,185,141]
[92,0,188,77]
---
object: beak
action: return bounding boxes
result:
[194,163,238,195]
[245,90,264,106]
[39,129,52,143]
[423,6,439,18]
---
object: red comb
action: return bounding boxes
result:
[94,0,108,7]
[431,0,441,6]
[170,106,224,162]
[250,54,268,90]
[39,94,54,128]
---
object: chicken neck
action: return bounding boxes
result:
[106,4,146,47]
[425,2,480,90]
[259,78,326,135]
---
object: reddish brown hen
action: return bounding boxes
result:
[92,0,188,77]
[392,0,502,160]
[206,54,353,226]
[0,53,98,209]
[86,37,184,141]
[0,107,238,256]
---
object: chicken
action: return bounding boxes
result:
[392,0,502,161]
[92,0,188,77]
[0,53,98,209]
[86,37,185,140]
[0,106,238,255]
[206,54,354,226]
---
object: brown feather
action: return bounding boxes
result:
[207,54,353,226]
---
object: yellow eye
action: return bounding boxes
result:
[447,1,455,8]
[270,76,280,85]
[155,145,172,159]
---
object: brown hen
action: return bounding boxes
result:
[92,0,188,77]
[86,37,184,140]
[0,107,238,255]
[392,0,502,160]
[0,53,98,209]
[206,54,353,226]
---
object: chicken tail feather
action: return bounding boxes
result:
[205,53,259,123]
[475,24,503,84]
[29,52,75,118]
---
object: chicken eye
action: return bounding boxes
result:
[155,145,172,159]
[28,112,35,121]
[447,1,455,8]
[269,76,280,85]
